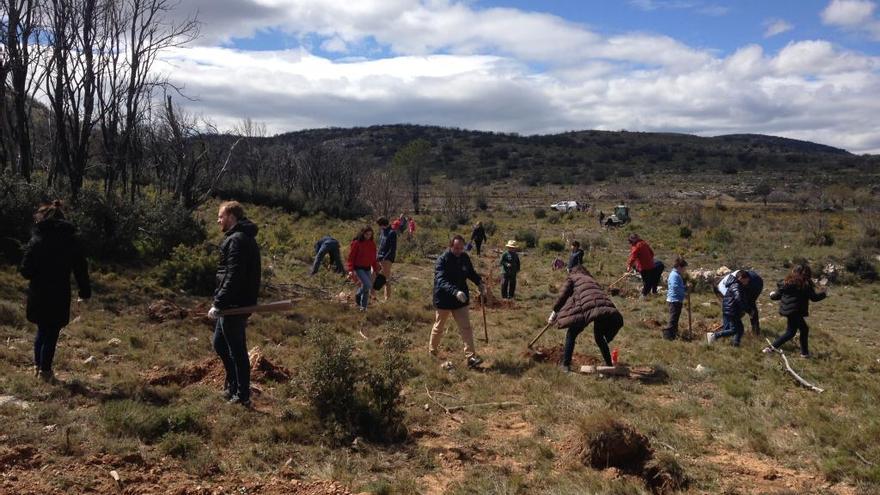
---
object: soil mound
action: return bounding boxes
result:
[144,347,292,387]
[524,345,602,367]
[147,299,188,322]
[571,416,653,471]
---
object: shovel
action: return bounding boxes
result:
[528,322,554,350]
[608,271,631,296]
[685,292,694,341]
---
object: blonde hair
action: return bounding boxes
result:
[219,201,245,220]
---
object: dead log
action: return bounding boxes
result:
[764,338,824,393]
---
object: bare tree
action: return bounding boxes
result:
[363,167,403,218]
[96,0,198,199]
[392,138,431,214]
[294,144,363,213]
[2,0,46,181]
[232,117,267,194]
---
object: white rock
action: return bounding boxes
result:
[695,364,710,374]
[83,356,97,365]
[107,338,122,346]
[0,395,31,409]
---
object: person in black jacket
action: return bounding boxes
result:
[764,263,826,358]
[19,200,91,382]
[567,241,585,272]
[707,270,752,347]
[470,222,487,256]
[208,201,261,407]
[375,217,397,301]
[715,269,764,335]
[429,235,486,368]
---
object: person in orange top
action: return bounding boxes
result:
[626,234,664,297]
[347,226,382,312]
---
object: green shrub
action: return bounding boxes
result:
[533,208,547,219]
[844,251,878,281]
[159,432,203,458]
[140,197,207,259]
[805,231,835,246]
[0,301,25,328]
[679,226,693,239]
[69,189,141,262]
[707,227,733,245]
[157,243,217,296]
[301,329,359,438]
[547,213,561,224]
[0,177,55,264]
[361,334,413,442]
[102,400,206,442]
[515,229,539,248]
[542,239,565,252]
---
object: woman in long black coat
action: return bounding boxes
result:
[19,200,91,381]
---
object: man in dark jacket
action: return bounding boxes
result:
[567,241,585,272]
[470,222,487,256]
[20,200,91,382]
[376,217,398,301]
[430,235,486,368]
[310,235,344,276]
[707,270,752,347]
[209,201,261,407]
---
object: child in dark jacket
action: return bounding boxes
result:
[764,263,826,357]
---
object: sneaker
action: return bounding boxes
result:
[228,396,253,408]
[559,364,571,373]
[706,332,716,345]
[38,369,56,383]
[220,388,235,401]
[800,353,811,359]
[761,346,775,354]
[466,355,484,368]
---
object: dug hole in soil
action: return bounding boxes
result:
[564,415,688,495]
[143,347,292,390]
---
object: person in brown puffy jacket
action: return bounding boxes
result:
[548,265,624,371]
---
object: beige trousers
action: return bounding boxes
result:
[429,307,476,358]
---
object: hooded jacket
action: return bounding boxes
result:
[552,271,620,329]
[627,240,654,272]
[214,218,261,311]
[500,250,520,276]
[770,281,826,317]
[377,226,397,262]
[20,219,91,328]
[471,225,486,244]
[433,249,482,310]
[567,248,584,271]
[721,276,752,317]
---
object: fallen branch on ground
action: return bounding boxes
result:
[765,338,824,393]
[424,387,532,415]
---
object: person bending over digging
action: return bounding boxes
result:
[209,201,261,407]
[626,234,663,297]
[310,235,344,276]
[548,265,624,372]
[500,240,521,300]
[716,269,764,335]
[20,200,91,383]
[664,257,688,340]
[707,270,753,347]
[764,263,826,358]
[429,235,486,368]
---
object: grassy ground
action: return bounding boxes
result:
[1,188,879,494]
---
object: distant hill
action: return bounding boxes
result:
[260,124,873,186]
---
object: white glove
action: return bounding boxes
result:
[455,291,468,303]
[548,311,558,324]
[208,306,221,319]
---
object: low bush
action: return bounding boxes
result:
[69,189,141,262]
[805,231,835,247]
[0,301,25,328]
[533,208,547,219]
[0,177,55,264]
[543,239,566,252]
[679,226,693,239]
[515,229,540,248]
[140,197,207,259]
[844,250,878,282]
[102,400,206,442]
[157,243,218,296]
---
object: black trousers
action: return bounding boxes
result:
[747,304,760,335]
[772,315,810,355]
[640,264,663,296]
[664,302,682,340]
[563,313,623,367]
[34,325,62,372]
[213,315,251,401]
[474,240,483,255]
[501,274,517,299]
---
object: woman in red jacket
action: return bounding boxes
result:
[347,226,382,311]
[626,233,663,297]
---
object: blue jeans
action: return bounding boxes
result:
[311,242,344,275]
[715,313,744,346]
[354,268,372,309]
[34,325,62,372]
[213,315,250,401]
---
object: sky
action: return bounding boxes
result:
[158,0,880,153]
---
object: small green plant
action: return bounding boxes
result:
[805,231,835,246]
[157,242,217,296]
[542,239,565,252]
[515,229,539,248]
[533,208,547,219]
[844,250,878,281]
[102,400,206,442]
[679,226,693,239]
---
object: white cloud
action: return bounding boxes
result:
[821,0,880,39]
[156,1,880,154]
[764,19,794,38]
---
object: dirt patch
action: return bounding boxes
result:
[523,345,602,367]
[143,347,291,388]
[563,416,687,495]
[0,445,38,470]
[147,299,188,322]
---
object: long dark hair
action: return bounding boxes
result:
[355,226,374,242]
[784,263,813,290]
[34,200,65,223]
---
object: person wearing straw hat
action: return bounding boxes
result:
[500,240,521,300]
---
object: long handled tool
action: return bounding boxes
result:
[528,322,553,349]
[219,300,294,316]
[481,299,489,343]
[608,271,631,289]
[686,291,693,340]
